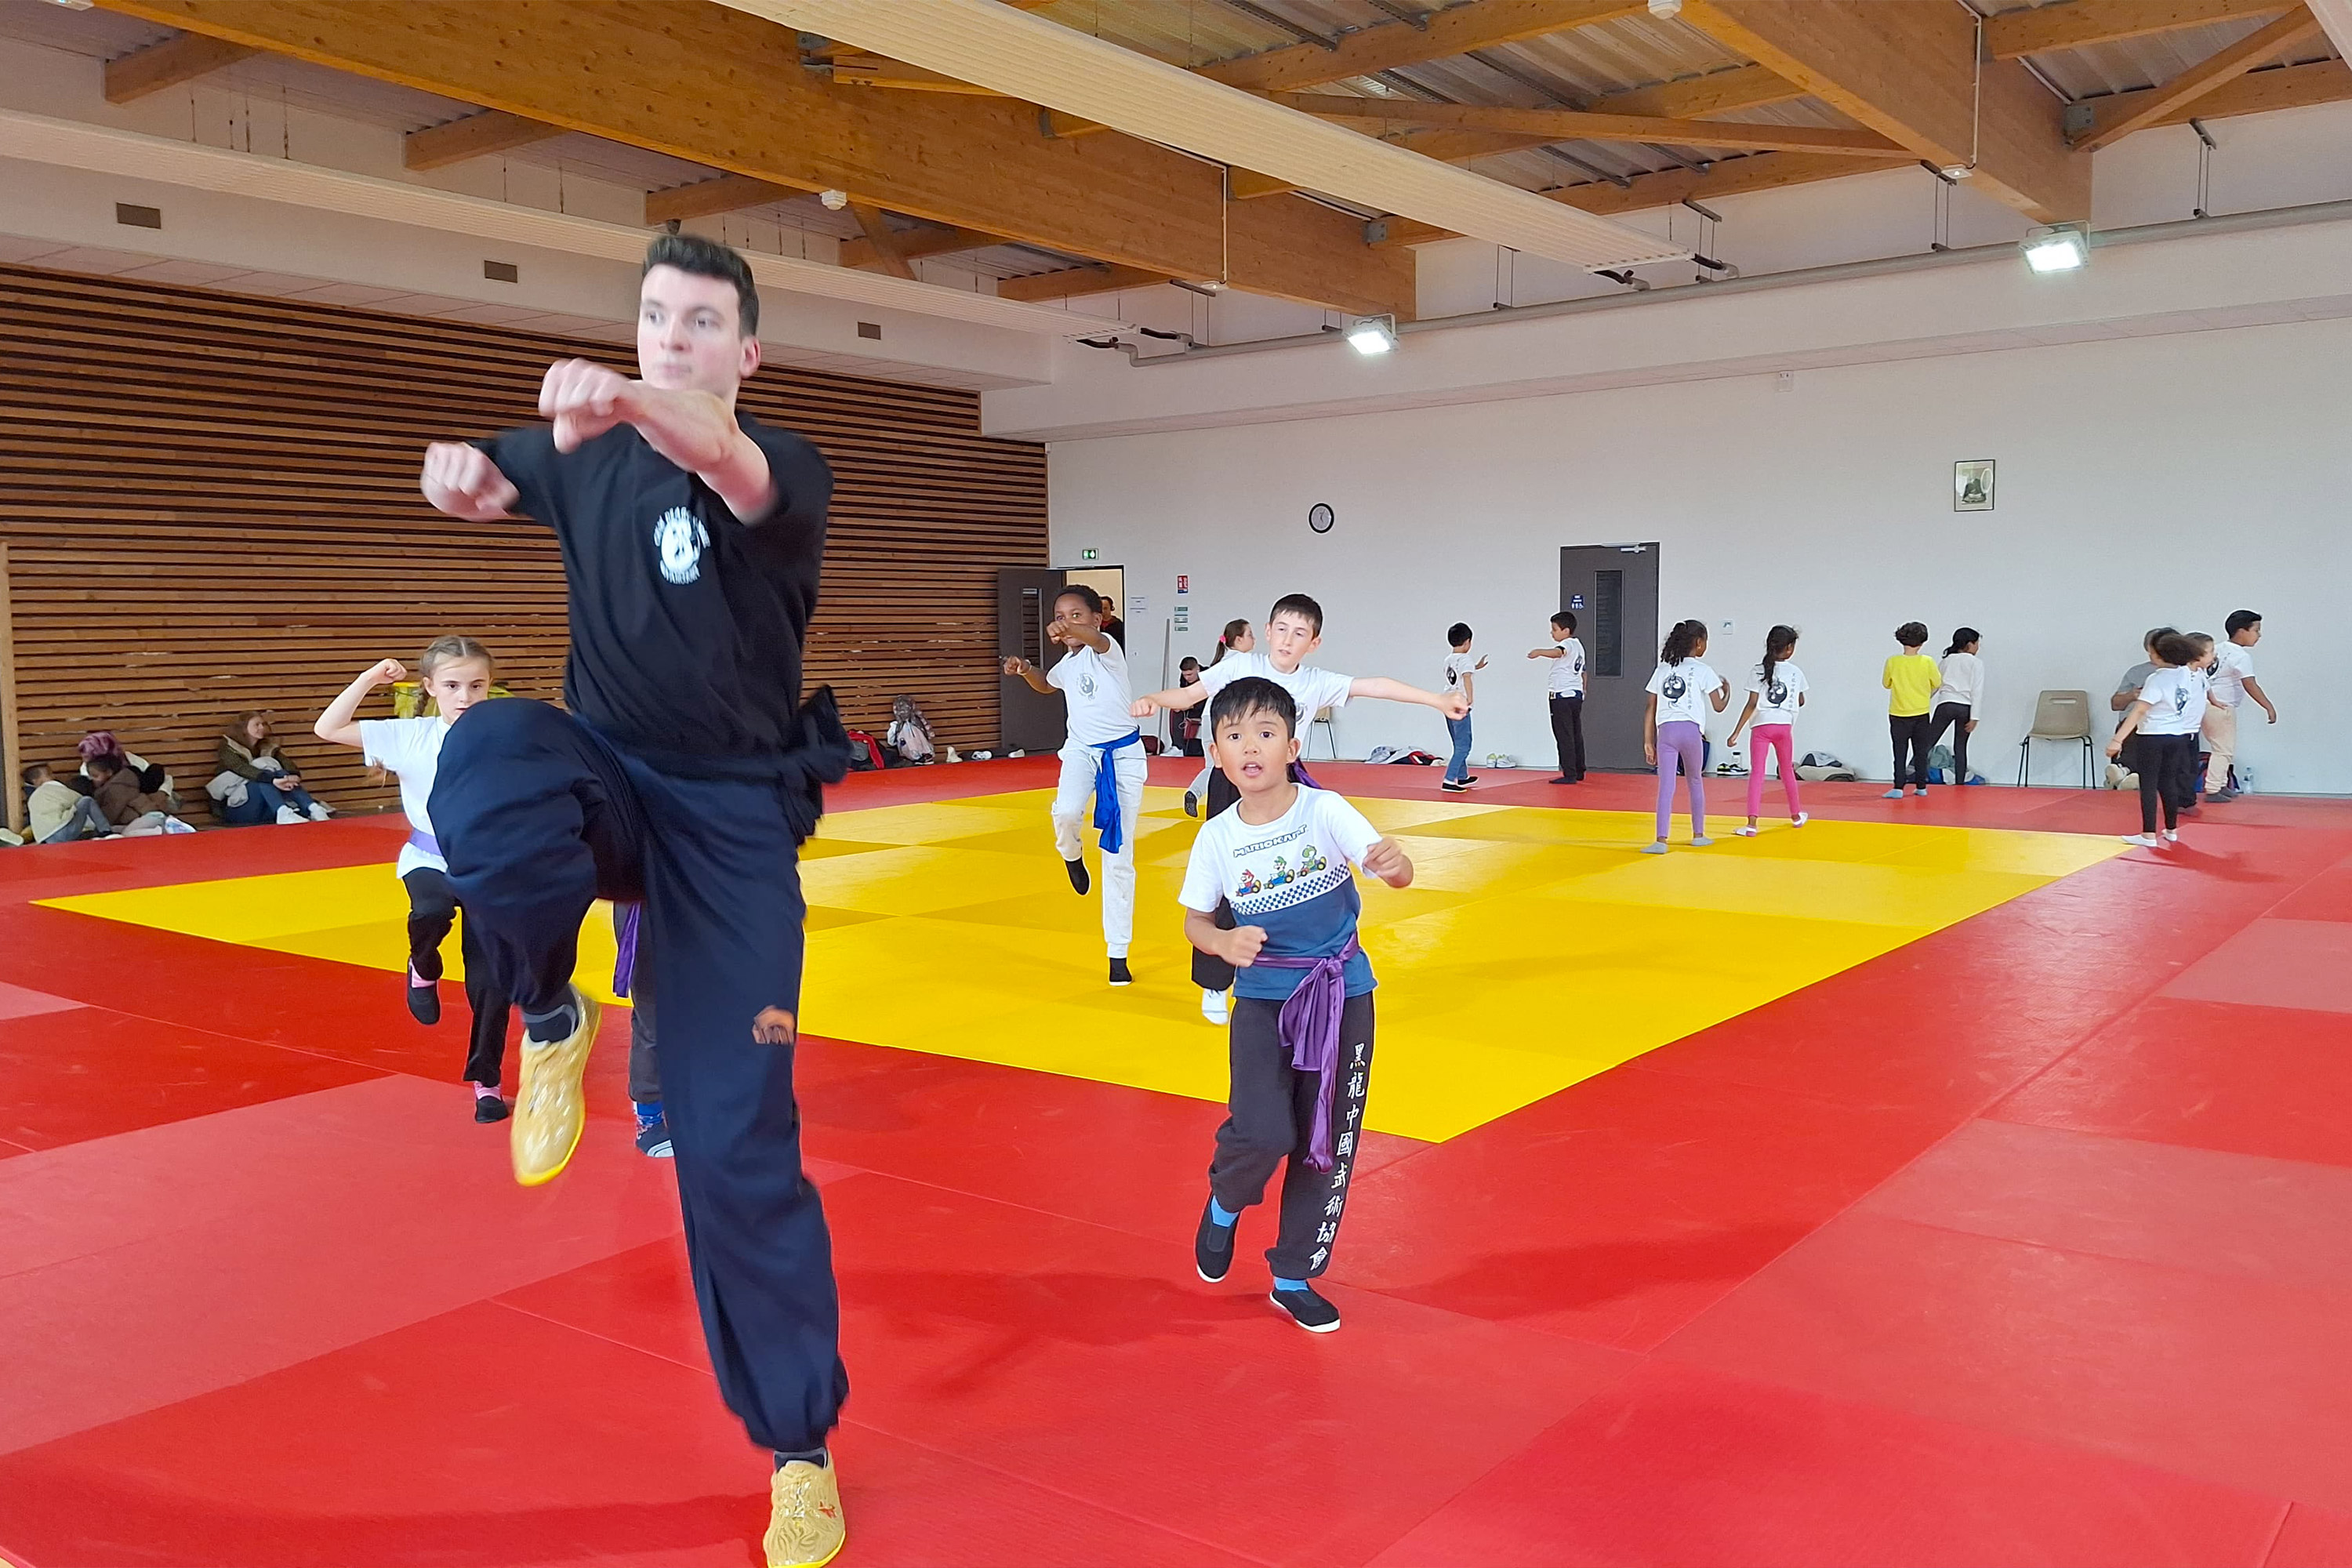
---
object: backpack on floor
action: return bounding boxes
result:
[1796,748,1857,783]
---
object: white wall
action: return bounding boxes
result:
[1049,312,2352,793]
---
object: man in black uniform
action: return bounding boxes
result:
[419,234,850,1568]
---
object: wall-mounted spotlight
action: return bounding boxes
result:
[1345,314,1398,355]
[2020,221,2089,274]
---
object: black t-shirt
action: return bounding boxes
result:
[478,413,831,763]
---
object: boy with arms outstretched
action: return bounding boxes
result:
[1134,592,1460,1023]
[1182,677,1414,1333]
[1004,583,1146,985]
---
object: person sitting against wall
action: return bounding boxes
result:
[78,730,178,810]
[211,711,333,825]
[85,753,188,835]
[24,762,116,843]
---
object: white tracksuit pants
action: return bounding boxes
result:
[1053,743,1148,958]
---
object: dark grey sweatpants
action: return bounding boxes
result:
[1209,991,1376,1280]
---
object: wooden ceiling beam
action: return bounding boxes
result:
[826,54,1008,94]
[1198,0,1649,93]
[102,31,254,102]
[1678,0,2089,220]
[840,224,1008,270]
[645,175,801,226]
[1370,150,1914,245]
[91,0,1414,318]
[1272,93,1905,154]
[2072,5,2323,149]
[1986,0,2288,61]
[996,264,1171,302]
[2138,54,2352,123]
[403,110,567,170]
[1329,66,1810,182]
[846,204,916,278]
[1052,0,1655,137]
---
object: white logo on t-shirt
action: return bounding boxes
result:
[654,506,709,585]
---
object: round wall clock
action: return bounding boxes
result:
[1308,503,1335,534]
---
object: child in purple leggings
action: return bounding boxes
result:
[1642,619,1729,855]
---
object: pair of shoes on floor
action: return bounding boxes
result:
[2121,833,2176,848]
[1733,812,1809,839]
[766,1454,847,1567]
[513,987,601,1187]
[1439,779,1471,793]
[1201,987,1229,1025]
[1195,1199,1342,1332]
[2209,788,2240,803]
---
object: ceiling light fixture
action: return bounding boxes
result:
[1646,0,1682,16]
[1345,314,1398,355]
[2020,221,2089,274]
[818,188,850,210]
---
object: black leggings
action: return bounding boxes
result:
[1926,702,1973,782]
[1889,713,1933,789]
[2136,731,2199,833]
[403,866,516,1087]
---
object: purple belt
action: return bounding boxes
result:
[613,901,642,999]
[407,829,441,856]
[1250,932,1360,1172]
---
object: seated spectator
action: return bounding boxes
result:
[78,730,177,809]
[886,695,936,765]
[24,762,115,844]
[85,754,186,835]
[212,711,333,825]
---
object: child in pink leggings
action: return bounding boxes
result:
[1641,619,1729,854]
[1728,624,1812,837]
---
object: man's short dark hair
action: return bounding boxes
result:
[1207,675,1298,738]
[1447,622,1472,648]
[644,233,759,338]
[1552,610,1577,633]
[1055,583,1102,616]
[1269,593,1323,634]
[2226,609,2263,637]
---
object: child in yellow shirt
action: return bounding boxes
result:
[1882,622,1940,799]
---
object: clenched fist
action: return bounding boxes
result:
[419,441,518,522]
[539,358,637,452]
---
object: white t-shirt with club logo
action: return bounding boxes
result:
[1646,659,1725,729]
[1746,661,1808,727]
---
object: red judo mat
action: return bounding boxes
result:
[2,761,2350,1566]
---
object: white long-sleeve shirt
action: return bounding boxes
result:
[1933,650,1984,711]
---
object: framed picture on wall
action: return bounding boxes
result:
[1953,459,1995,511]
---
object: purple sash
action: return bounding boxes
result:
[1247,932,1360,1172]
[612,901,642,999]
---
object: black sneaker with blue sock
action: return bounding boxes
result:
[1195,1196,1237,1282]
[633,1099,673,1159]
[1269,1278,1341,1333]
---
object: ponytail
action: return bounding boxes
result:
[1660,619,1706,666]
[1209,619,1249,667]
[1944,626,1980,658]
[1760,624,1798,688]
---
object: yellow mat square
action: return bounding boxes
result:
[41,791,2122,1143]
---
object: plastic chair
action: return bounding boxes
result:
[2016,689,2095,788]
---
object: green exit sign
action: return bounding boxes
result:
[1082,549,1098,560]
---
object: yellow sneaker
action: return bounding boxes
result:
[510,989,601,1187]
[764,1457,846,1567]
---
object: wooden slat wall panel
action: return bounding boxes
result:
[0,263,1046,818]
